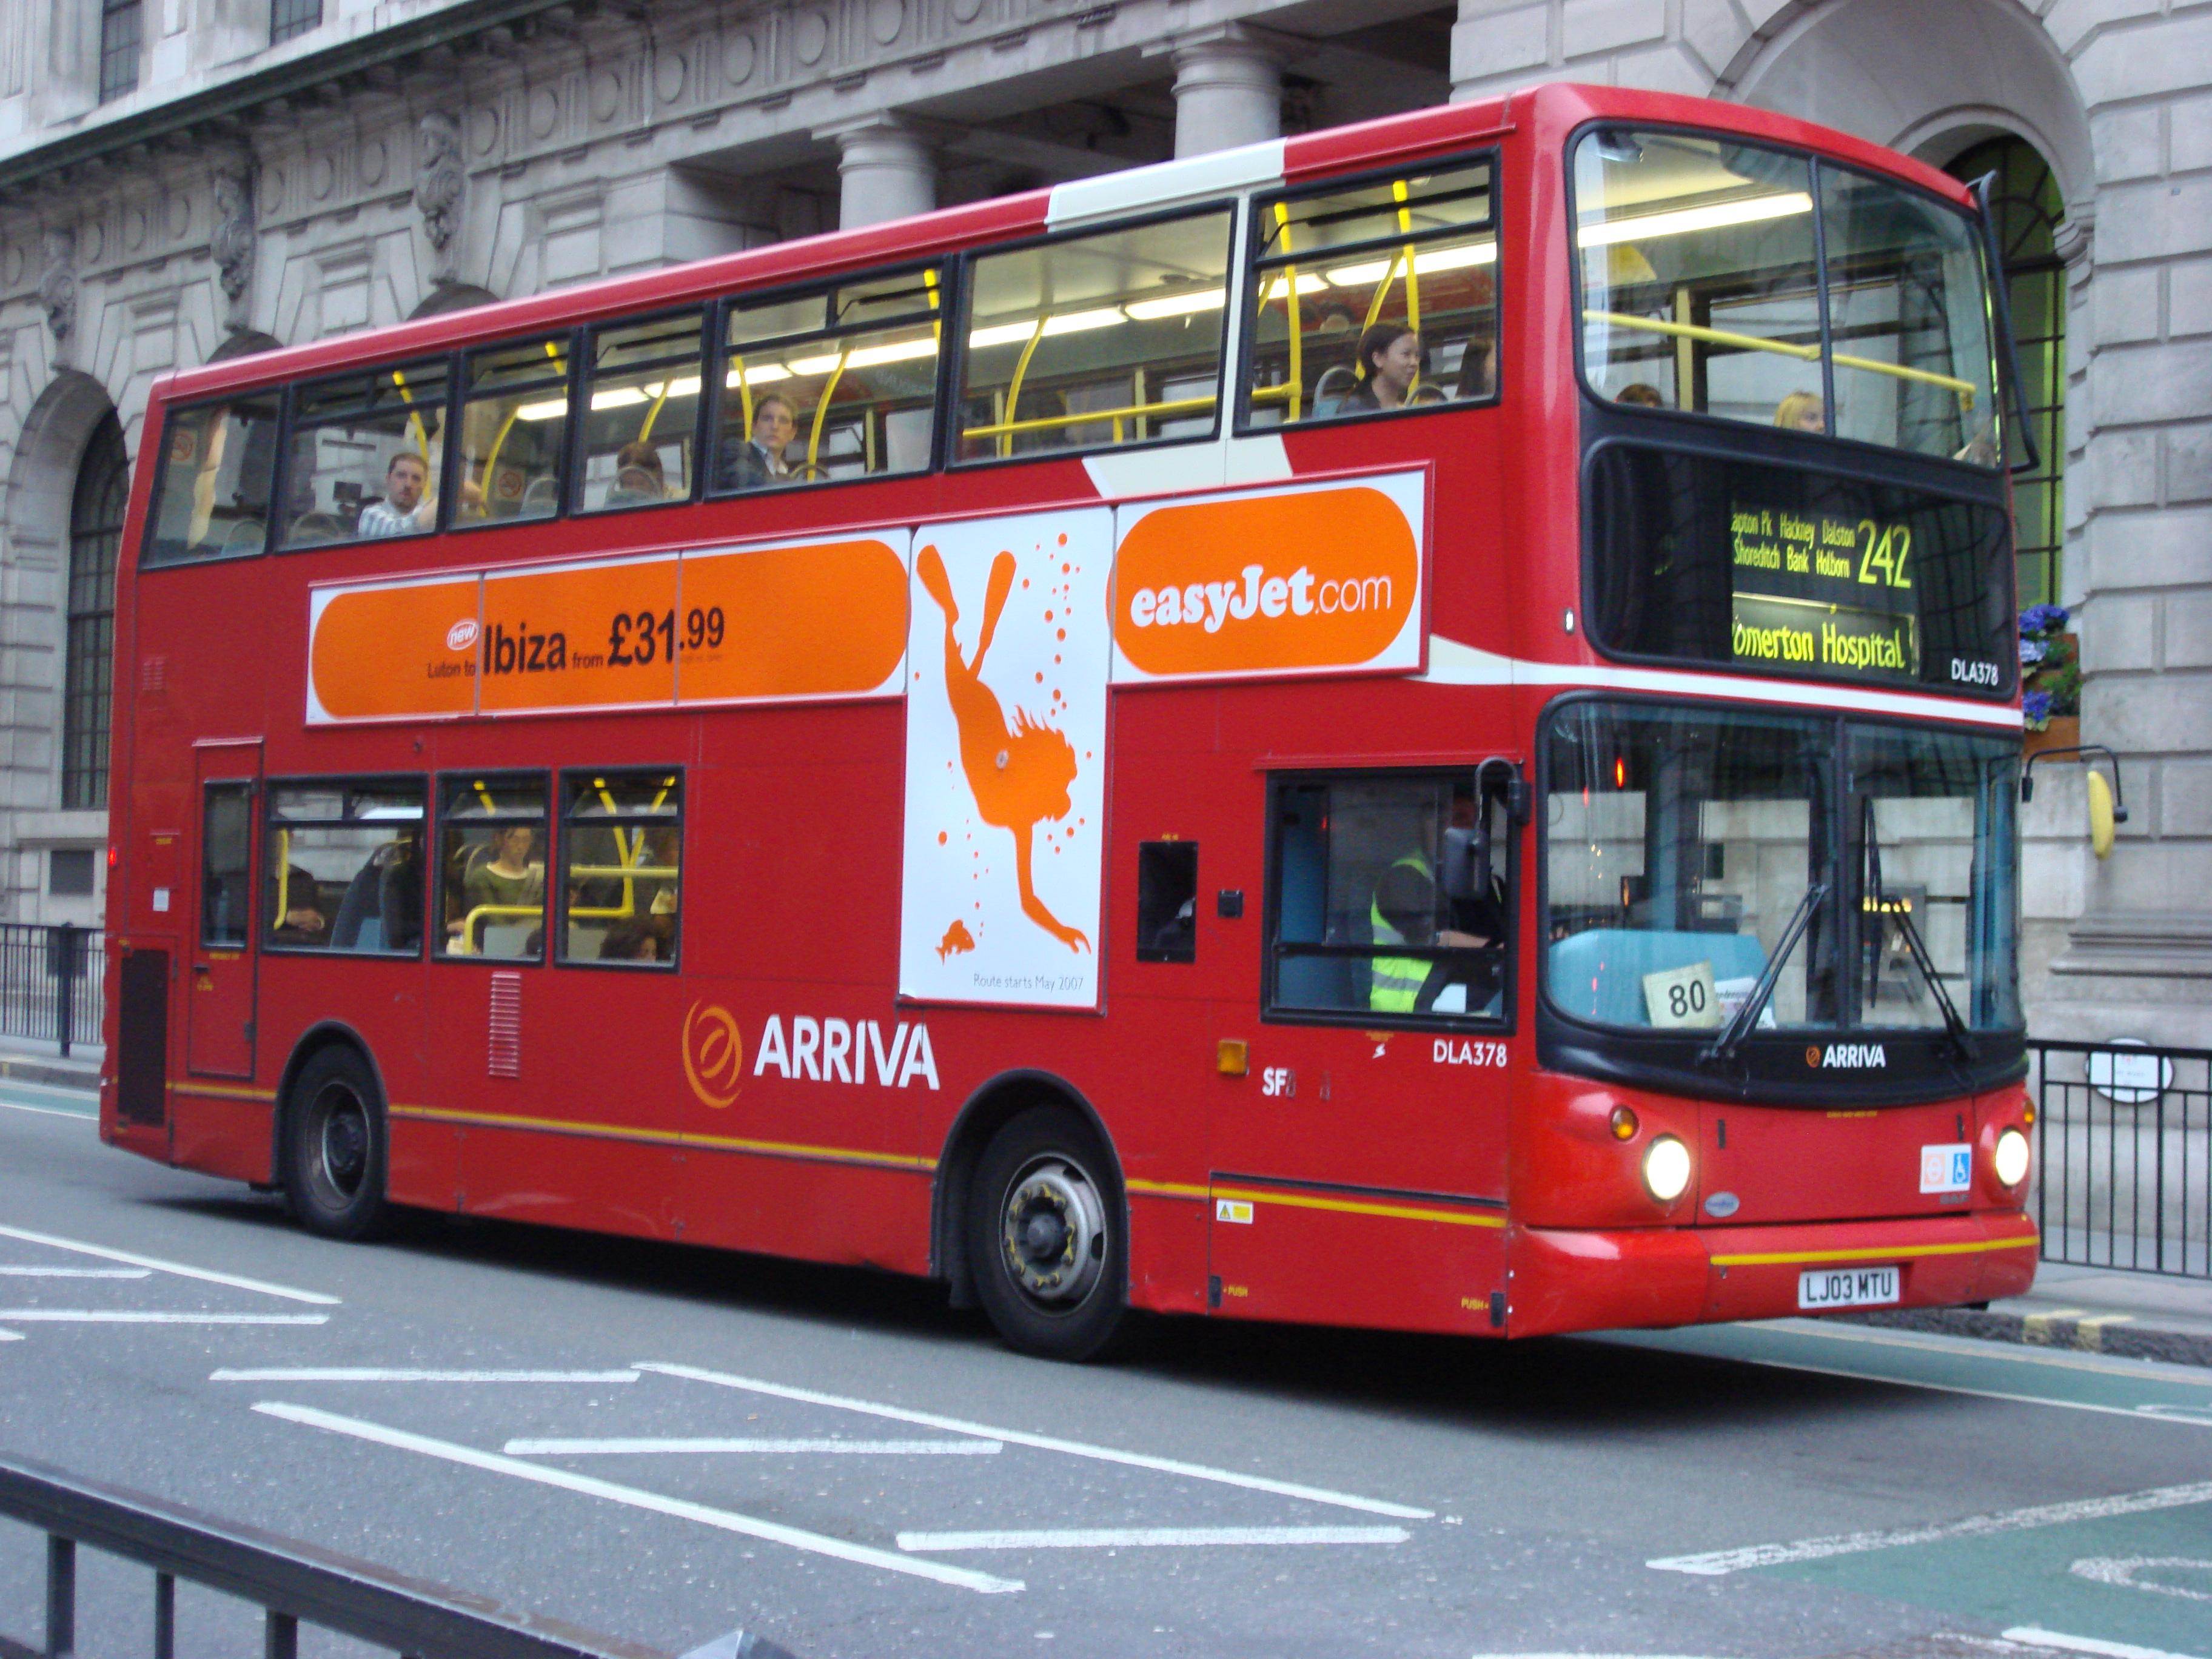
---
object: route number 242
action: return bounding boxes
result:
[1856,521,1912,589]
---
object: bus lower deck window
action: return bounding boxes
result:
[558,771,680,967]
[438,774,550,960]
[263,779,427,954]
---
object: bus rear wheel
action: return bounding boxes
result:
[283,1047,390,1242]
[968,1106,1128,1362]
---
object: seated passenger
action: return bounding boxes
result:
[452,825,544,951]
[717,395,796,490]
[1617,382,1664,408]
[1340,326,1423,414]
[1774,391,1826,434]
[1453,338,1497,401]
[357,451,438,537]
[265,863,328,945]
[605,441,668,509]
[600,920,661,962]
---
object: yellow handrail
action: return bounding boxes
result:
[806,346,850,472]
[1584,309,1976,404]
[731,355,756,437]
[455,902,540,955]
[962,392,1216,442]
[998,318,1051,458]
[1273,201,1304,423]
[390,369,429,460]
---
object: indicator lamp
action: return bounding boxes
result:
[1609,1105,1639,1141]
[1643,1135,1692,1202]
[1993,1127,2031,1188]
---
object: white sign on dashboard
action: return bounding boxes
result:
[1643,960,1722,1029]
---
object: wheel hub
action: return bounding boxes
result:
[1000,1159,1105,1307]
[315,1088,367,1198]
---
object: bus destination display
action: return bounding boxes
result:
[1729,502,1919,682]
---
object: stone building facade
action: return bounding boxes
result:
[0,0,2203,1044]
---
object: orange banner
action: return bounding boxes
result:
[680,538,908,703]
[1111,481,1423,680]
[478,557,680,713]
[309,578,480,722]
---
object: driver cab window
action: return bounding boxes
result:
[1267,771,1510,1023]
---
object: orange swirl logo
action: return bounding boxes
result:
[683,1001,745,1108]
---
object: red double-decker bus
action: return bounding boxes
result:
[101,82,2039,1359]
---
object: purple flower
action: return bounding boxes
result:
[2019,604,2070,638]
[2023,689,2054,724]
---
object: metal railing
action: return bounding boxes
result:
[0,922,104,1058]
[2030,1039,2211,1279]
[0,1454,799,1659]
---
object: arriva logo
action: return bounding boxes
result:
[1113,484,1419,677]
[1808,1042,1888,1069]
[754,1015,940,1090]
[446,617,480,652]
[681,1000,745,1109]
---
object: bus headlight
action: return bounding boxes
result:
[1643,1135,1692,1203]
[1993,1127,2031,1188]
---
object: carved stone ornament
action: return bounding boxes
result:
[415,110,465,280]
[38,227,76,355]
[211,161,257,313]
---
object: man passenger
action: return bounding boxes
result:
[719,394,797,490]
[357,451,438,537]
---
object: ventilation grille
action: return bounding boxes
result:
[139,656,166,693]
[488,972,521,1078]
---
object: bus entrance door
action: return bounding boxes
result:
[186,742,261,1079]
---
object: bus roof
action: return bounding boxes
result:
[155,82,1975,408]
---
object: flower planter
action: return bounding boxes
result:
[2025,714,2080,757]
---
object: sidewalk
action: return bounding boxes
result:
[1855,1259,2212,1369]
[0,1034,101,1092]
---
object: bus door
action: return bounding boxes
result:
[186,741,261,1079]
[1212,765,1519,1332]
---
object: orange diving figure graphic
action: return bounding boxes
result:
[917,543,1090,953]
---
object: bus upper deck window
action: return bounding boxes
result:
[1244,158,1497,429]
[457,335,573,529]
[578,310,703,514]
[1574,130,1819,427]
[714,267,943,494]
[144,394,280,566]
[437,773,550,961]
[557,771,680,968]
[280,360,449,550]
[956,211,1234,463]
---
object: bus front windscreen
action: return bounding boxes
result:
[1575,127,1999,464]
[1543,701,2021,1098]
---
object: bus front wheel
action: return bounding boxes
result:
[968,1107,1128,1362]
[283,1047,391,1242]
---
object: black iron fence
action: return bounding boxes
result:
[2030,1038,2211,1279]
[0,1453,802,1659]
[0,922,103,1057]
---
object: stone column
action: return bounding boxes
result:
[824,115,936,230]
[1168,26,1283,158]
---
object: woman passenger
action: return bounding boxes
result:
[1341,324,1423,414]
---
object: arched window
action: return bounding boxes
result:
[1949,137,2066,607]
[62,415,128,811]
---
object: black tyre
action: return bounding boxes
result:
[967,1105,1128,1361]
[283,1046,390,1241]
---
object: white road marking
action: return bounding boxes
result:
[0,1330,18,1342]
[506,1436,1002,1456]
[212,1368,637,1384]
[0,1266,149,1278]
[899,1526,1409,1552]
[638,1361,1433,1521]
[2068,1557,2212,1603]
[2004,1628,2208,1659]
[1661,1349,2212,1428]
[0,1311,329,1326]
[0,1224,339,1305]
[253,1402,1023,1596]
[1648,1478,2212,1575]
[1752,1318,2212,1387]
[0,1098,96,1121]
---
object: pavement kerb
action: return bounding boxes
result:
[0,1053,101,1091]
[1840,1305,2212,1370]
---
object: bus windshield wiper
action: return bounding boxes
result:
[1861,797,1977,1061]
[1701,880,1827,1066]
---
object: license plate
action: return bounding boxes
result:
[1798,1264,1900,1310]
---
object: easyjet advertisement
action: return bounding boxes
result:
[1110,471,1427,683]
[897,508,1111,1011]
[306,535,910,723]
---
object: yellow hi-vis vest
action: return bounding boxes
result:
[1369,853,1434,1013]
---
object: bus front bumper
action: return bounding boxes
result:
[1508,1210,2039,1337]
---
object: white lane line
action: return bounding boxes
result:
[0,1311,329,1326]
[0,1224,339,1306]
[0,1266,150,1278]
[2005,1628,2208,1659]
[212,1368,637,1384]
[0,1098,96,1121]
[1666,1349,2212,1429]
[1648,1478,2212,1575]
[507,1436,1003,1456]
[899,1525,1409,1552]
[1752,1318,2212,1387]
[0,1329,18,1342]
[638,1361,1432,1521]
[252,1403,1022,1595]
